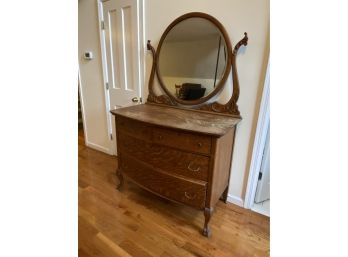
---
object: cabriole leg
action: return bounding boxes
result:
[202,207,213,237]
[116,169,124,190]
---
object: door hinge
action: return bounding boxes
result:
[105,82,109,90]
[101,21,105,30]
[110,133,113,140]
[258,172,263,181]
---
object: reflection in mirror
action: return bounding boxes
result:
[158,18,227,101]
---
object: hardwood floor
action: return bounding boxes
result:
[78,129,270,257]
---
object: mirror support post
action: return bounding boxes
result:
[228,32,249,116]
[199,32,248,118]
[146,40,176,106]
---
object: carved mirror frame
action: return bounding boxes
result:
[146,12,248,118]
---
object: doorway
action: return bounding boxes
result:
[252,126,270,216]
[78,88,84,140]
[78,75,86,147]
[98,0,144,155]
[244,61,270,217]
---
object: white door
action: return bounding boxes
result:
[102,0,142,155]
[255,126,270,203]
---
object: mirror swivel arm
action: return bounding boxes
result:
[146,40,177,106]
[146,40,156,96]
[225,32,249,117]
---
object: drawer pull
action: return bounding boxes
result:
[197,142,202,147]
[158,135,163,140]
[184,192,196,200]
[187,162,200,172]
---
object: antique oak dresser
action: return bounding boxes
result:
[111,12,248,237]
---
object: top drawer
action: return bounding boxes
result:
[153,127,212,155]
[116,115,212,155]
[116,116,151,141]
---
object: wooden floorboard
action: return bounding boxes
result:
[78,128,270,257]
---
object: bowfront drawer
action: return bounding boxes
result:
[116,116,151,141]
[118,132,209,181]
[121,154,207,209]
[152,127,212,155]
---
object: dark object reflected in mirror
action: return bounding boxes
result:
[176,83,206,100]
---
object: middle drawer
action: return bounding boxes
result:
[118,132,209,181]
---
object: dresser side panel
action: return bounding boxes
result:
[208,127,235,206]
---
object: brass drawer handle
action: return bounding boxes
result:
[187,162,200,172]
[197,142,202,147]
[184,192,196,200]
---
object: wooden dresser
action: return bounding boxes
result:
[109,12,248,237]
[111,104,241,236]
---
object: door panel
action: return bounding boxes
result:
[121,6,135,90]
[102,0,142,155]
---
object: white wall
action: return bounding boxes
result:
[78,0,111,154]
[144,0,270,204]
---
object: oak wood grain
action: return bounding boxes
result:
[209,127,235,207]
[113,111,238,236]
[120,153,207,209]
[152,126,212,155]
[118,132,210,181]
[117,115,152,142]
[111,104,240,136]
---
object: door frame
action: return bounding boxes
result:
[78,68,88,145]
[96,0,145,155]
[244,60,270,210]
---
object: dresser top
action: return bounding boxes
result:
[111,104,241,136]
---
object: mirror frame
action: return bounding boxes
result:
[146,12,248,118]
[155,12,232,105]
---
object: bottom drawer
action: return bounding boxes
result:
[121,154,207,209]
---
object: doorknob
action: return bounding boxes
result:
[131,97,142,103]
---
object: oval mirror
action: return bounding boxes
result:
[156,13,232,105]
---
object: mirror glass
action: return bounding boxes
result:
[158,17,228,101]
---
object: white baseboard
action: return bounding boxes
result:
[226,194,244,207]
[86,141,112,155]
[251,200,270,217]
